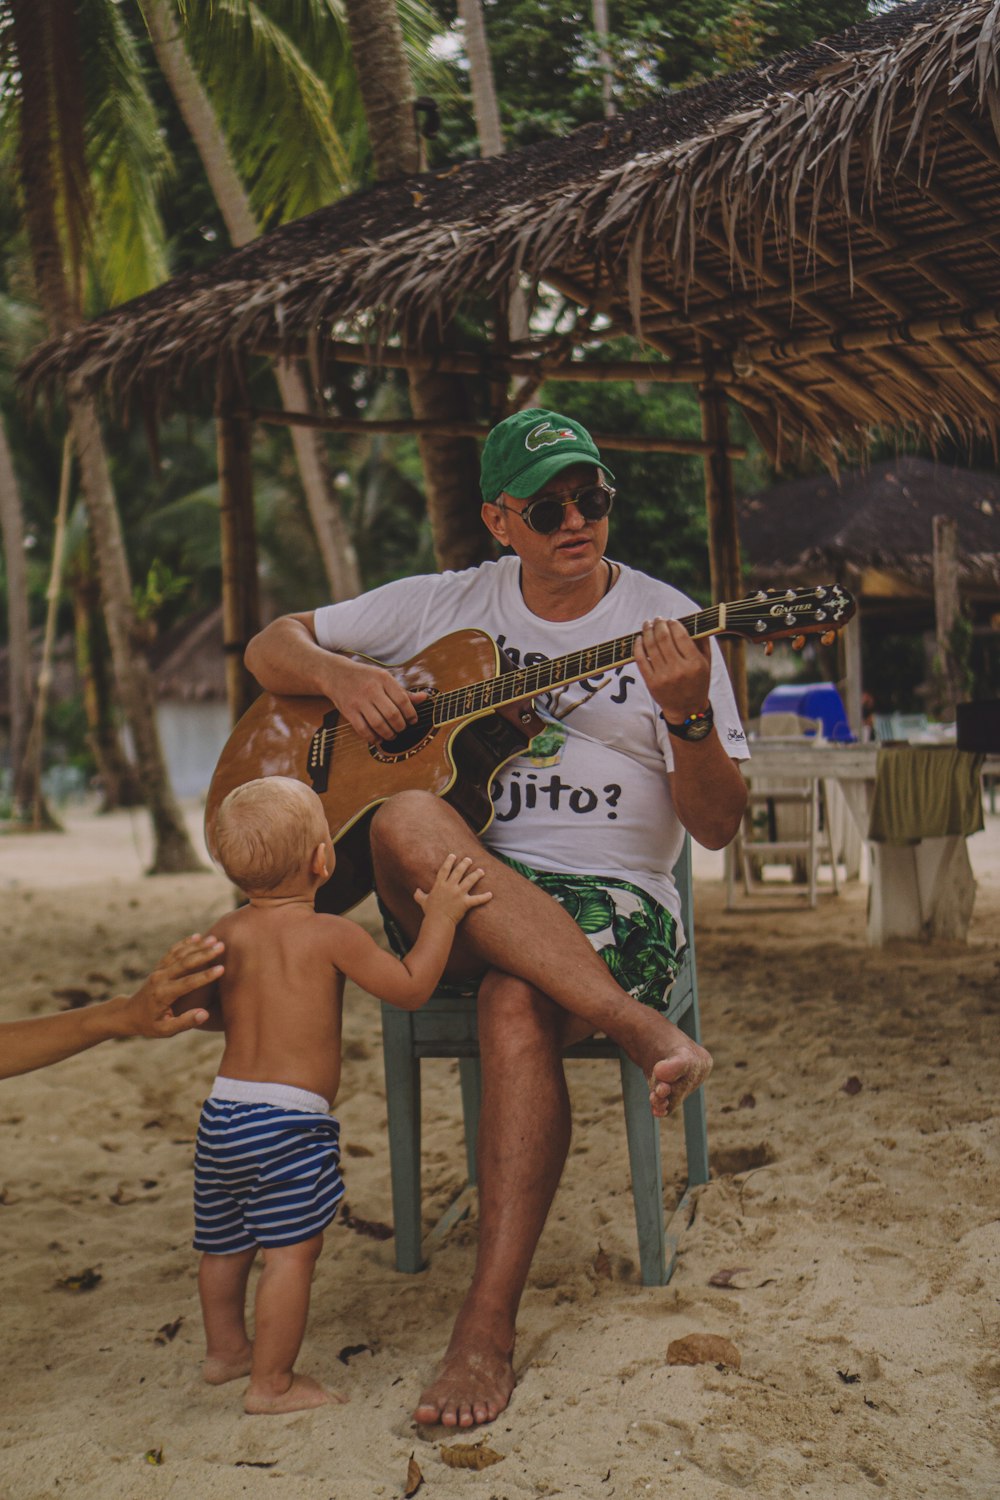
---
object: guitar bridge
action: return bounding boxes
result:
[307,710,340,793]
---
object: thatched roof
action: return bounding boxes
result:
[738,456,1000,594]
[22,0,1000,462]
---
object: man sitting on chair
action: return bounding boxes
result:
[245,407,749,1429]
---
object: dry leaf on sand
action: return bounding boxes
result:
[440,1439,504,1470]
[404,1452,424,1496]
[667,1333,741,1369]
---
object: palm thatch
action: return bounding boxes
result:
[22,0,1000,463]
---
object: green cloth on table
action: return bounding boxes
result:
[868,746,985,844]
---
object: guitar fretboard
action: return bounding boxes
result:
[430,604,721,726]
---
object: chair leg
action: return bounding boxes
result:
[458,1057,482,1187]
[382,1020,425,1274]
[618,1055,667,1286]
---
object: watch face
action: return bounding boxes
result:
[682,717,713,741]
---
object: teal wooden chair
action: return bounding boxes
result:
[379,838,708,1286]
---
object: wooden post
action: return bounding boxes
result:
[839,563,864,739]
[698,384,747,720]
[932,514,961,720]
[216,372,260,724]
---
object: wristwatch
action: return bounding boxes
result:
[663,703,714,741]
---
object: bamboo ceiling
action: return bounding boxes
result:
[22,0,1000,465]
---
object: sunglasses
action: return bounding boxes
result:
[499,482,616,535]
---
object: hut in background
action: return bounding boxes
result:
[738,457,1000,714]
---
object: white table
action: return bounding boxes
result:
[739,744,995,945]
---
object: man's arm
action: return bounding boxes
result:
[0,934,225,1081]
[245,612,426,744]
[635,617,747,849]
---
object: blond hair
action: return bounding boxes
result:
[214,777,329,893]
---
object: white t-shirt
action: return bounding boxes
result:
[313,556,749,938]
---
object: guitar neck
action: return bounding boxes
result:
[431,602,723,727]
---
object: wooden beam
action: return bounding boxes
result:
[258,336,709,385]
[698,384,747,721]
[216,377,260,724]
[231,406,748,458]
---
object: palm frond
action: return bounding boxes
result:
[180,0,353,223]
[80,0,173,305]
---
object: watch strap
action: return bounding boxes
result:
[663,703,714,740]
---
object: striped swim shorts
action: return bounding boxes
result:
[193,1078,344,1255]
[379,857,681,1013]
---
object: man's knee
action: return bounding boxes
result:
[370,790,444,862]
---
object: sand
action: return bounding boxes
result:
[0,800,997,1499]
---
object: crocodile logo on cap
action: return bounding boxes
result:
[525,422,575,451]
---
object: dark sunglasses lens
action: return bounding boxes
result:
[576,485,613,521]
[524,499,565,533]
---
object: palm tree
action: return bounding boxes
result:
[139,0,363,601]
[342,0,493,572]
[6,0,202,872]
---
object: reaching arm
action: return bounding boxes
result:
[330,855,491,1010]
[0,935,225,1081]
[245,612,426,745]
[635,618,748,849]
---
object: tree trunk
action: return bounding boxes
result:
[0,413,32,799]
[70,549,144,811]
[10,0,201,870]
[458,0,504,157]
[592,0,616,118]
[138,0,361,601]
[342,0,493,570]
[70,396,201,868]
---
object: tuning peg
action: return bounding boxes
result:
[820,630,836,646]
[792,634,806,651]
[763,641,774,656]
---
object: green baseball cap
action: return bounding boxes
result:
[479,407,614,503]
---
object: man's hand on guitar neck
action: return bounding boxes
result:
[244,612,426,745]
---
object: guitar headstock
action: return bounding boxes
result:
[722,585,856,652]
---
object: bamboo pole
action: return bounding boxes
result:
[259,338,709,385]
[233,406,748,458]
[698,385,747,721]
[217,374,260,724]
[18,435,73,831]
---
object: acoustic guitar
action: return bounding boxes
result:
[205,584,855,913]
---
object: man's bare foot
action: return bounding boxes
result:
[203,1345,253,1385]
[648,1042,713,1118]
[243,1372,347,1415]
[414,1338,516,1428]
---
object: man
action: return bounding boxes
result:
[245,407,749,1429]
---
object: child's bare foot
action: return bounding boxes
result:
[243,1372,347,1414]
[203,1344,253,1385]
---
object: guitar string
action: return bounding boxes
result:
[307,590,849,757]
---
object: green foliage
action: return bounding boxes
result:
[433,0,872,148]
[132,558,191,622]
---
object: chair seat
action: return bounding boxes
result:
[380,838,708,1286]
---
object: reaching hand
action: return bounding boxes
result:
[122,934,225,1038]
[413,854,493,926]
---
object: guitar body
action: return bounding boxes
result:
[205,628,543,913]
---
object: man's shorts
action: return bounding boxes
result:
[380,856,681,1013]
[193,1078,344,1254]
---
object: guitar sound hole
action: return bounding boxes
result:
[370,698,438,763]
